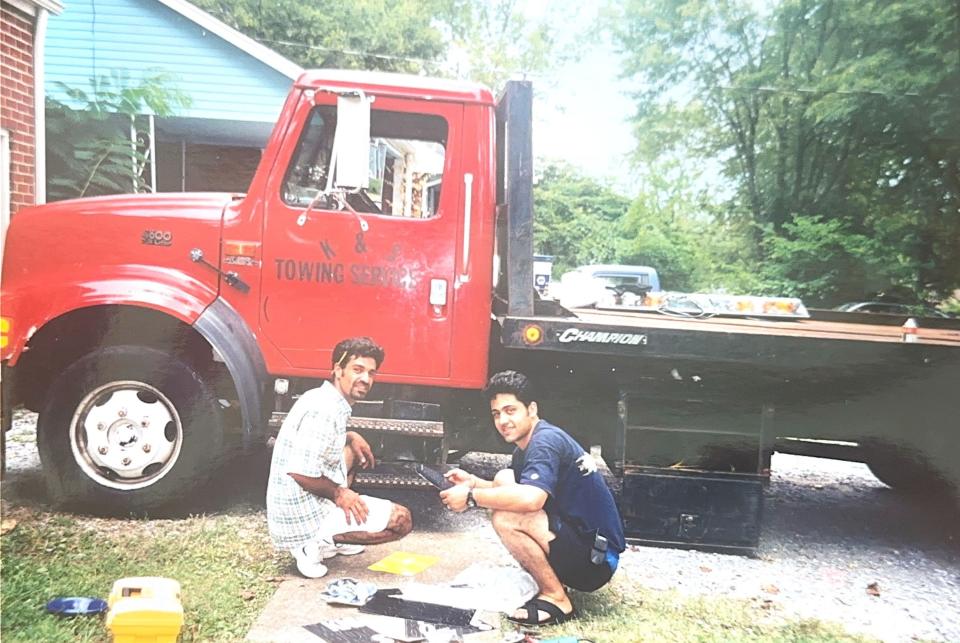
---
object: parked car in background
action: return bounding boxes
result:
[834,301,952,318]
[553,264,661,308]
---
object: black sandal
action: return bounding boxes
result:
[506,597,577,626]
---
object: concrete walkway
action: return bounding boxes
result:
[246,493,515,642]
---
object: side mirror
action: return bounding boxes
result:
[329,92,371,191]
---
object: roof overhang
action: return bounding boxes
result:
[4,0,64,16]
[154,116,274,148]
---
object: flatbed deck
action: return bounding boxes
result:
[573,307,960,346]
[500,306,960,362]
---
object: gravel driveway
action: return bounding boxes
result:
[3,410,958,642]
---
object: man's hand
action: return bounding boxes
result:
[346,431,375,469]
[439,484,471,513]
[334,486,369,525]
[443,468,476,488]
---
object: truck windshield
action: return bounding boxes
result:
[282,106,448,219]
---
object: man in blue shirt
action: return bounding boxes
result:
[441,370,625,626]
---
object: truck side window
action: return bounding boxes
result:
[282,106,448,219]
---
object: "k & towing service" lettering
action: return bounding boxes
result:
[274,259,412,288]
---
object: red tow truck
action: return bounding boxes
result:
[3,72,959,552]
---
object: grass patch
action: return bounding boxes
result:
[2,503,874,643]
[1,505,283,642]
[504,576,875,643]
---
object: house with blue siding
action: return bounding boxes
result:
[44,0,302,192]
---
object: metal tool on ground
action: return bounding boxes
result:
[359,589,490,632]
[413,463,454,490]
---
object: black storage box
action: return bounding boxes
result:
[619,466,765,554]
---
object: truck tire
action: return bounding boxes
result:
[864,445,951,497]
[37,345,223,516]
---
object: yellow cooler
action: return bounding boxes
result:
[105,577,184,643]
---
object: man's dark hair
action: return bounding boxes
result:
[483,370,536,406]
[332,336,385,369]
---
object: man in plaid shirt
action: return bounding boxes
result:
[266,337,412,578]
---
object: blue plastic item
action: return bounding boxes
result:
[46,597,108,616]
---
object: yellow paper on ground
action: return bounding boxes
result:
[368,551,439,576]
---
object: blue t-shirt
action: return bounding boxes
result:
[511,420,626,565]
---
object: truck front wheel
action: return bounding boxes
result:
[37,345,223,515]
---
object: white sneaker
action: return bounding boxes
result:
[319,541,366,559]
[291,542,328,579]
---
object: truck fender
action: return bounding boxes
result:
[3,272,218,366]
[194,297,268,439]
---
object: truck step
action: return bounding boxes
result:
[347,416,444,437]
[268,413,444,437]
[353,470,433,489]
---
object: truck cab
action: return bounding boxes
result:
[0,71,506,513]
[224,70,499,389]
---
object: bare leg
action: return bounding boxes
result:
[335,445,412,543]
[334,503,412,544]
[491,508,573,618]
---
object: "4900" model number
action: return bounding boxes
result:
[141,230,173,246]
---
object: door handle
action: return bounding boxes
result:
[460,173,473,280]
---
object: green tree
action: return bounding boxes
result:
[533,162,630,275]
[619,160,761,293]
[758,214,886,302]
[46,72,190,201]
[609,0,960,303]
[191,0,449,72]
[192,0,575,93]
[436,0,582,93]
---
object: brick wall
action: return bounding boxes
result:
[1,3,36,213]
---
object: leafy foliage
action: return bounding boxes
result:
[436,0,583,93]
[533,162,630,275]
[608,0,960,305]
[619,160,764,294]
[190,0,450,73]
[758,214,886,302]
[191,0,575,94]
[46,72,190,201]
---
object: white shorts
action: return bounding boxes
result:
[322,494,393,539]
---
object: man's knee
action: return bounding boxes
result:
[388,503,413,537]
[493,469,516,487]
[491,508,522,533]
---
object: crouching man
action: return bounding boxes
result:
[266,337,412,578]
[440,370,625,626]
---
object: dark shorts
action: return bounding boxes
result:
[546,514,615,592]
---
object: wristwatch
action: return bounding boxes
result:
[466,489,478,509]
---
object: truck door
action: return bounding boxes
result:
[260,94,463,380]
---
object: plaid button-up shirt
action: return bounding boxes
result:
[266,381,351,550]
